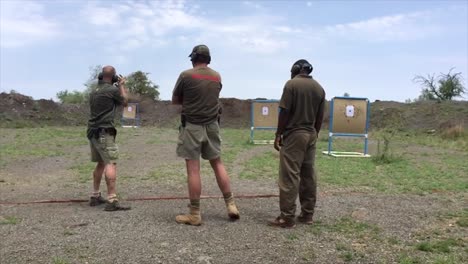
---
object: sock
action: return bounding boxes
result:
[91,191,101,198]
[223,192,234,203]
[108,194,118,202]
[190,199,200,209]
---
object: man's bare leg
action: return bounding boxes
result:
[89,162,106,206]
[210,157,240,220]
[209,158,231,194]
[186,159,202,200]
[104,163,117,199]
[93,162,105,194]
[103,163,130,211]
[176,159,202,225]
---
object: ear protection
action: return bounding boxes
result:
[291,60,313,76]
[98,72,119,83]
[190,52,211,64]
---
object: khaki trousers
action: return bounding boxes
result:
[279,130,318,220]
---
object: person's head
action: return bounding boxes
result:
[98,65,118,84]
[188,44,211,67]
[290,59,313,79]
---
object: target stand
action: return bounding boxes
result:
[322,97,371,157]
[121,103,141,128]
[250,99,279,144]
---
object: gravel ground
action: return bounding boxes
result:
[1,128,467,264]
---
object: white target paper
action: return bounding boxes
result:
[345,105,355,117]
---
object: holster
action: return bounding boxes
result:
[181,115,186,127]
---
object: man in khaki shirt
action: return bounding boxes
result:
[270,59,326,228]
[172,45,240,226]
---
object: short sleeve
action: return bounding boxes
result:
[112,87,125,105]
[172,73,185,97]
[279,82,293,110]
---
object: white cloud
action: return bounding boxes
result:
[80,0,291,54]
[325,11,438,41]
[243,1,263,10]
[0,1,60,48]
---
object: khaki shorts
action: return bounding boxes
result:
[177,121,221,160]
[90,132,119,164]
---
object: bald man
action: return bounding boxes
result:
[87,66,130,211]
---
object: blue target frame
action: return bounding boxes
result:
[250,99,280,144]
[323,96,371,157]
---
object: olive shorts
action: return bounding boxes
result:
[89,132,119,164]
[177,121,221,160]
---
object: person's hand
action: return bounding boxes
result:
[118,75,126,85]
[274,135,282,151]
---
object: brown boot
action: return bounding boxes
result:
[176,206,202,226]
[226,200,240,220]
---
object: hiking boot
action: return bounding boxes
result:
[297,213,314,225]
[268,216,296,228]
[226,200,240,220]
[89,195,107,206]
[104,200,131,211]
[176,206,202,226]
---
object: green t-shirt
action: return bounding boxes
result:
[87,83,125,137]
[279,74,326,134]
[172,67,222,125]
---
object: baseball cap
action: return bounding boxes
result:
[188,44,211,57]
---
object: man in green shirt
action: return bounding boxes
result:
[87,65,130,211]
[172,45,240,226]
[270,59,326,228]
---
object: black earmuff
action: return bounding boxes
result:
[190,51,198,62]
[98,71,119,83]
[291,60,313,76]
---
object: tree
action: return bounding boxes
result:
[56,65,101,104]
[125,71,160,100]
[56,90,86,104]
[414,68,466,101]
[343,92,350,97]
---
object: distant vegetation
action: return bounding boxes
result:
[56,65,160,104]
[413,68,466,102]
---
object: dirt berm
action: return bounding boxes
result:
[1,92,467,131]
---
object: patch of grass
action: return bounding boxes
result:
[52,257,70,264]
[398,255,421,264]
[416,239,460,253]
[309,220,326,235]
[144,163,187,183]
[336,243,348,251]
[388,237,401,245]
[456,218,468,227]
[340,251,354,262]
[63,230,76,236]
[416,241,432,252]
[221,128,255,164]
[433,255,458,264]
[286,233,298,241]
[239,150,278,179]
[0,216,20,225]
[0,127,85,160]
[442,209,468,227]
[308,218,380,239]
[327,217,380,236]
[70,163,95,183]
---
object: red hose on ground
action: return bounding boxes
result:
[0,194,279,206]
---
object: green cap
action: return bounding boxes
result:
[189,44,210,57]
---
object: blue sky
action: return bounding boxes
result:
[1,0,467,102]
